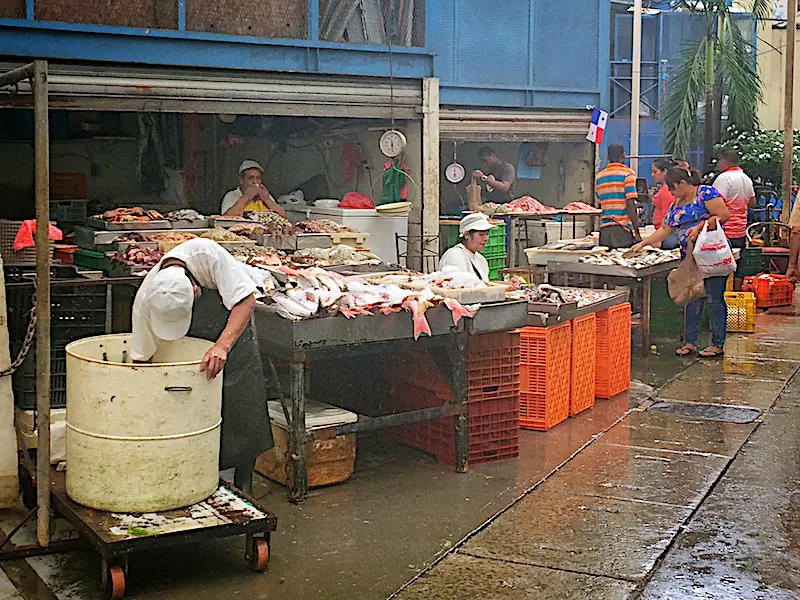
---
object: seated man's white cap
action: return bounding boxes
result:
[145,267,195,341]
[238,159,264,174]
[459,213,496,235]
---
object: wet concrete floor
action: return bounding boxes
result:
[1,313,799,599]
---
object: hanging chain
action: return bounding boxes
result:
[0,283,37,377]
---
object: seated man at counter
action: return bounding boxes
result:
[595,143,641,249]
[440,213,496,282]
[472,146,515,204]
[130,237,273,494]
[221,159,286,218]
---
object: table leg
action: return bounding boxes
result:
[288,361,308,503]
[510,218,518,267]
[642,277,651,357]
[451,334,468,473]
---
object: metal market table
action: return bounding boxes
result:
[546,260,680,355]
[502,210,601,267]
[253,300,528,503]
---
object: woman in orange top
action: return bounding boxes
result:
[651,158,679,250]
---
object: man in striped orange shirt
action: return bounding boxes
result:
[595,144,641,249]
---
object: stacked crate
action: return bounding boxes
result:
[519,322,572,431]
[387,332,520,465]
[595,303,632,399]
[439,220,508,281]
[570,314,597,416]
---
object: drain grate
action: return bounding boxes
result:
[649,401,762,424]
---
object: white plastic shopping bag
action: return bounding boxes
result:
[692,220,736,278]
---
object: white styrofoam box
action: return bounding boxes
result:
[268,400,357,431]
[284,206,408,264]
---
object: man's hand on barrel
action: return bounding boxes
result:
[201,343,228,379]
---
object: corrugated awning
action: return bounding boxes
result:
[439,108,593,142]
[0,62,423,120]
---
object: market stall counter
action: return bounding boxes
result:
[253,299,528,503]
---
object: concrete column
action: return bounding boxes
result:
[422,77,440,272]
[0,260,18,508]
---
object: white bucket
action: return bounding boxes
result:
[65,334,222,513]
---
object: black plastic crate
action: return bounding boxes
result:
[6,284,108,346]
[11,343,68,409]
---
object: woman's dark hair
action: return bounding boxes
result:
[652,158,674,172]
[665,166,702,188]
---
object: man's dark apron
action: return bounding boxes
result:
[187,288,273,469]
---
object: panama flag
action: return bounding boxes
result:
[586,108,608,145]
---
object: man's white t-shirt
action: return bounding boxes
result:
[131,238,257,361]
[439,243,489,282]
[712,167,755,239]
[221,188,277,214]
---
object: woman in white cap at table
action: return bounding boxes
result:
[130,237,273,494]
[440,213,496,282]
[221,159,286,218]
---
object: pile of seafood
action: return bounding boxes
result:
[93,207,165,222]
[111,243,163,268]
[258,265,478,339]
[479,196,558,216]
[294,219,357,234]
[200,228,252,243]
[228,223,267,237]
[164,209,205,221]
[245,211,295,236]
[512,285,617,308]
[145,231,197,243]
[562,201,597,212]
[374,268,489,291]
[291,245,379,267]
[579,247,680,269]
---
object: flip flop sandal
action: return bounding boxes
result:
[699,348,724,358]
[675,346,696,356]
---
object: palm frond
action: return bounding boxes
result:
[717,14,761,132]
[747,0,772,22]
[662,37,708,157]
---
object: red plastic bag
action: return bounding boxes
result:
[13,220,63,251]
[339,192,374,209]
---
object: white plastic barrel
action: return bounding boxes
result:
[65,334,222,513]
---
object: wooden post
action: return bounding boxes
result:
[783,0,797,223]
[422,78,440,272]
[33,59,51,547]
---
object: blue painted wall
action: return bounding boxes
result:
[434,0,610,110]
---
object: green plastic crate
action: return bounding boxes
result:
[739,247,764,277]
[439,221,507,257]
[486,254,507,280]
[73,248,111,272]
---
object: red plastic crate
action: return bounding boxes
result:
[49,172,87,200]
[743,274,795,308]
[571,313,596,416]
[595,303,631,398]
[385,332,520,404]
[519,323,572,430]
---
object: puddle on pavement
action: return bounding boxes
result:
[649,402,762,424]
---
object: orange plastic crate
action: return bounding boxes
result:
[743,274,795,308]
[570,313,596,416]
[519,323,572,430]
[595,303,631,398]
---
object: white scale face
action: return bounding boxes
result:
[445,162,465,183]
[379,129,407,158]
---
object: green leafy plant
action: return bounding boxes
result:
[716,126,800,191]
[662,1,770,168]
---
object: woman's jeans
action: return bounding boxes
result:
[685,275,728,348]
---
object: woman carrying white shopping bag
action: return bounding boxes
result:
[632,167,731,358]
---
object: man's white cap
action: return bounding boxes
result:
[238,159,264,175]
[146,267,194,341]
[459,213,496,235]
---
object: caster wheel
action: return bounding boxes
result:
[247,537,269,571]
[107,565,125,600]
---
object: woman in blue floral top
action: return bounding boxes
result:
[632,167,730,358]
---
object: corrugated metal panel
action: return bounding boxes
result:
[0,63,422,119]
[439,108,591,142]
